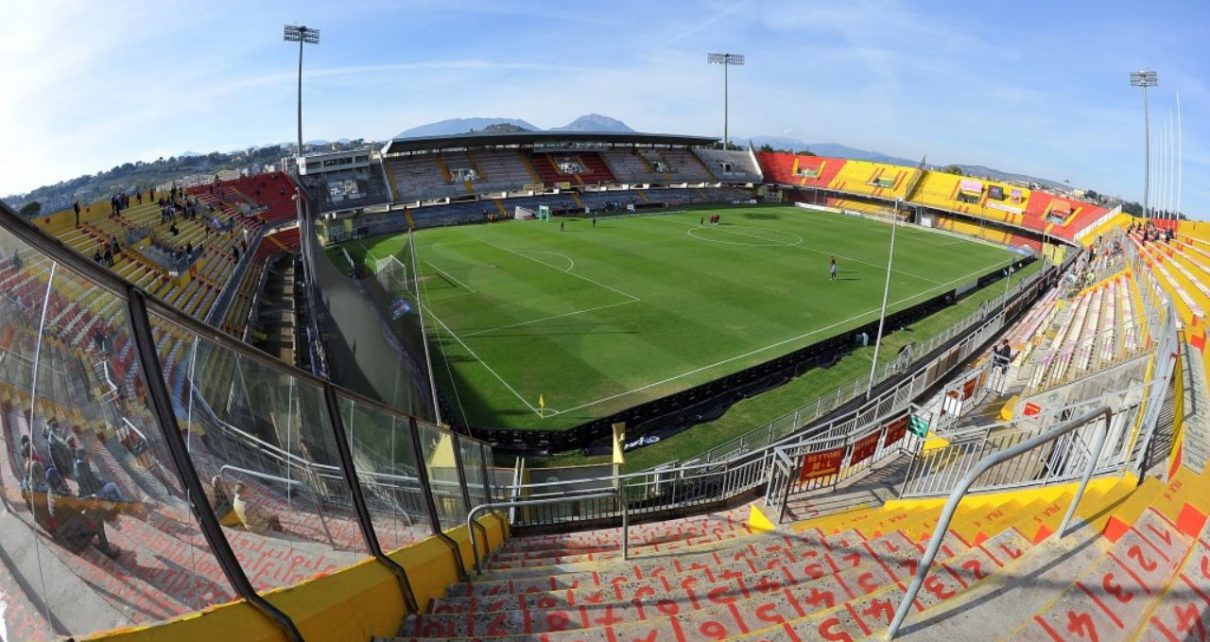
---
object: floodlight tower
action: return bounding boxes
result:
[284,24,320,161]
[1129,70,1157,219]
[707,53,744,148]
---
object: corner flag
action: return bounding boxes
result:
[539,395,545,410]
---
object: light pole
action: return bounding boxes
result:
[284,24,320,162]
[707,53,744,148]
[867,199,900,398]
[1129,70,1157,220]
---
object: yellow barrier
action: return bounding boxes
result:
[88,514,508,642]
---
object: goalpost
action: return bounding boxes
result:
[374,253,416,298]
[515,205,552,221]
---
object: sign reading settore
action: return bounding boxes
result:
[850,431,881,466]
[799,447,845,482]
[883,416,909,447]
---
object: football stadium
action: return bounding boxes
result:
[1,4,1208,641]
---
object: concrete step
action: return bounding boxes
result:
[427,529,961,623]
[1011,508,1194,642]
[392,528,1031,642]
[482,524,755,571]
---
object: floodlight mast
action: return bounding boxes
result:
[284,24,320,162]
[707,53,744,148]
[1129,70,1157,220]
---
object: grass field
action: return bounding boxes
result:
[336,205,1020,432]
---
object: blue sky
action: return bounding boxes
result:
[1,0,1207,218]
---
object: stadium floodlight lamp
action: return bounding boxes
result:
[283,24,320,44]
[706,53,745,148]
[1129,70,1158,87]
[1128,70,1158,219]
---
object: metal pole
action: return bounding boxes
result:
[886,406,1112,639]
[1176,92,1183,222]
[867,200,898,398]
[1143,85,1150,220]
[297,37,304,159]
[723,60,729,148]
[617,486,629,560]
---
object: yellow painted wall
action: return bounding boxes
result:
[87,513,508,642]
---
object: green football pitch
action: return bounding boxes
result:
[336,206,1019,431]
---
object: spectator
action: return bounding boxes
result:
[73,448,126,504]
[73,200,81,227]
[45,423,74,479]
[232,482,284,534]
[46,467,120,558]
[210,476,241,526]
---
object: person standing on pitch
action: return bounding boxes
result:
[830,256,838,281]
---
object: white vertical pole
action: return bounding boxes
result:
[1177,92,1183,222]
[1142,85,1151,220]
[867,200,898,398]
[1168,112,1176,224]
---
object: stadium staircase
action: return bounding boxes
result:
[382,464,1209,642]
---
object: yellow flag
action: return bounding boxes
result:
[539,394,545,409]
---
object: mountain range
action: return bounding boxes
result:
[394,113,633,138]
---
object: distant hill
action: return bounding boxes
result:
[551,114,634,133]
[395,117,539,138]
[3,140,374,216]
[395,114,635,138]
[477,123,530,134]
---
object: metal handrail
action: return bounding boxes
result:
[886,406,1113,639]
[466,489,626,574]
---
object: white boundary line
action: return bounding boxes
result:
[425,260,476,293]
[465,299,638,337]
[475,237,641,302]
[520,250,576,272]
[543,257,1012,417]
[422,303,543,416]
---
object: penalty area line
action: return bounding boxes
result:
[421,304,544,417]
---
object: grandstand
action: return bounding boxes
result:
[1,115,1207,642]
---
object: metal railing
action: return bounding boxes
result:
[886,406,1113,639]
[900,388,1144,497]
[502,283,1041,528]
[682,267,1046,468]
[467,489,626,574]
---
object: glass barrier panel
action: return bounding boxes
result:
[337,392,434,550]
[415,419,466,530]
[0,226,239,639]
[146,308,370,594]
[460,437,489,510]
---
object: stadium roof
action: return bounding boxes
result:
[381,130,718,155]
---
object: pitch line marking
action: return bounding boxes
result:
[421,303,544,417]
[465,299,637,337]
[543,258,1013,417]
[425,261,476,293]
[475,237,641,302]
[520,250,576,272]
